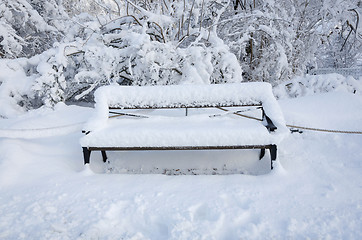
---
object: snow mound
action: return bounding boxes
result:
[274,73,362,99]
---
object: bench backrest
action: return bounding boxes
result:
[96,83,265,109]
[84,82,288,135]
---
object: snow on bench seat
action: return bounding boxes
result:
[80,114,277,148]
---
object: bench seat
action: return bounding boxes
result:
[80,114,279,148]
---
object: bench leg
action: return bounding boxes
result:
[83,147,91,165]
[259,148,265,160]
[101,151,108,163]
[269,145,277,169]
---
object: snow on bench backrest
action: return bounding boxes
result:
[84,82,288,134]
[99,83,262,108]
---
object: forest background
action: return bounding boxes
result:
[0,0,361,117]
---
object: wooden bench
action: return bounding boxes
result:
[80,83,288,170]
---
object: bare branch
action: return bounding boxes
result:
[187,0,196,36]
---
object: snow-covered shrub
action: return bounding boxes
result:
[219,1,294,84]
[31,45,69,107]
[0,46,68,117]
[2,0,361,116]
[61,0,243,101]
[0,59,31,117]
[0,0,243,113]
[273,73,362,99]
[220,0,362,84]
[0,0,67,58]
[316,6,362,68]
[291,0,362,71]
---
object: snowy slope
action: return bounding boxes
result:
[0,92,361,239]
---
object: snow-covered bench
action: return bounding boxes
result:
[80,83,288,170]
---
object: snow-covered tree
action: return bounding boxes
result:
[0,0,68,58]
[220,0,293,84]
[316,2,362,68]
[63,0,243,102]
[1,0,362,115]
[222,0,362,83]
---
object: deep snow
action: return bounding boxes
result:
[0,91,361,239]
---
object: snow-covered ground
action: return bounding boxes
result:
[0,91,361,239]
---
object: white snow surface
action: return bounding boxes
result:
[0,90,362,239]
[274,73,362,99]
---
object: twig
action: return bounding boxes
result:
[150,21,166,43]
[172,68,182,75]
[199,0,205,31]
[92,0,119,16]
[66,51,85,57]
[111,0,121,15]
[176,32,200,48]
[162,0,169,11]
[187,0,196,36]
